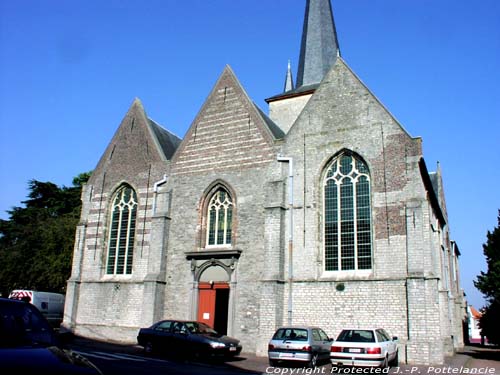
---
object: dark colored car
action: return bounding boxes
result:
[137,320,242,359]
[0,297,102,375]
[268,326,333,368]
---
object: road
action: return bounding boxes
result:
[69,337,262,375]
[68,337,499,375]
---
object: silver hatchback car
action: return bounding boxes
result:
[268,326,333,368]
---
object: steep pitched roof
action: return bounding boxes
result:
[89,98,180,183]
[266,0,339,102]
[284,60,295,92]
[470,306,482,319]
[172,66,281,175]
[148,118,182,160]
[255,105,285,139]
[419,158,446,227]
[296,0,340,88]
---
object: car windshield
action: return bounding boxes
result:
[337,330,375,343]
[273,328,308,341]
[185,322,219,335]
[0,299,56,348]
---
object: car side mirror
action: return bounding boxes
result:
[329,338,334,342]
[392,336,398,341]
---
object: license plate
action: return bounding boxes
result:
[279,353,295,358]
[229,347,237,352]
[349,348,362,353]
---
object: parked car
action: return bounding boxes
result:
[268,326,333,368]
[330,328,398,368]
[0,297,102,375]
[9,289,65,327]
[137,320,242,359]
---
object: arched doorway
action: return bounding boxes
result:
[197,265,230,335]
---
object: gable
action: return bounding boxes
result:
[283,57,423,200]
[172,66,278,176]
[89,99,177,185]
[288,58,418,140]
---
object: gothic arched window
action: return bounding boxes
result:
[324,152,372,271]
[206,188,233,247]
[106,184,138,274]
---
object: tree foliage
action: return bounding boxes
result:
[0,172,91,297]
[474,210,500,345]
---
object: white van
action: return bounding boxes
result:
[8,290,65,327]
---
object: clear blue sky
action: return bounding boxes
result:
[1,0,499,309]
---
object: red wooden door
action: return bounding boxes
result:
[197,282,229,329]
[197,283,216,328]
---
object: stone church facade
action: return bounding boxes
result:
[63,0,466,365]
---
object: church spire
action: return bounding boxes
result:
[284,60,295,92]
[296,0,340,88]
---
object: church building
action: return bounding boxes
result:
[63,0,466,365]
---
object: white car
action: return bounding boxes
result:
[330,328,398,368]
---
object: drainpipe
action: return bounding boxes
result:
[277,155,293,325]
[152,174,168,214]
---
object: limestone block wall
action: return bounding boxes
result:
[73,281,145,343]
[63,154,171,342]
[163,165,279,354]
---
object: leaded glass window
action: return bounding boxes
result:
[206,189,233,247]
[324,153,372,271]
[106,185,138,275]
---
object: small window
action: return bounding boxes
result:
[337,329,375,343]
[319,329,330,341]
[173,322,187,334]
[380,329,391,341]
[312,329,321,341]
[155,321,172,332]
[273,328,308,341]
[376,330,386,343]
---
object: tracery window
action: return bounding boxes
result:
[324,152,372,271]
[206,188,233,247]
[106,185,137,274]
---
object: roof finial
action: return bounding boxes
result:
[296,0,340,88]
[284,60,295,92]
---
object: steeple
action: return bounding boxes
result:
[284,60,295,92]
[296,0,340,88]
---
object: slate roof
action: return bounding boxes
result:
[296,0,340,88]
[429,172,439,200]
[254,104,285,139]
[148,118,182,160]
[265,83,320,103]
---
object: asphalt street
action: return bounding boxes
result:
[67,336,499,375]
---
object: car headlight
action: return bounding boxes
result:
[209,342,226,349]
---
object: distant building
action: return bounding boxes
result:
[63,0,466,365]
[467,305,483,345]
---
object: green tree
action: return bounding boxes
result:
[474,210,500,345]
[0,172,91,297]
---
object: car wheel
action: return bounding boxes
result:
[144,341,154,354]
[308,353,319,368]
[380,356,388,369]
[269,359,278,367]
[390,351,399,367]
